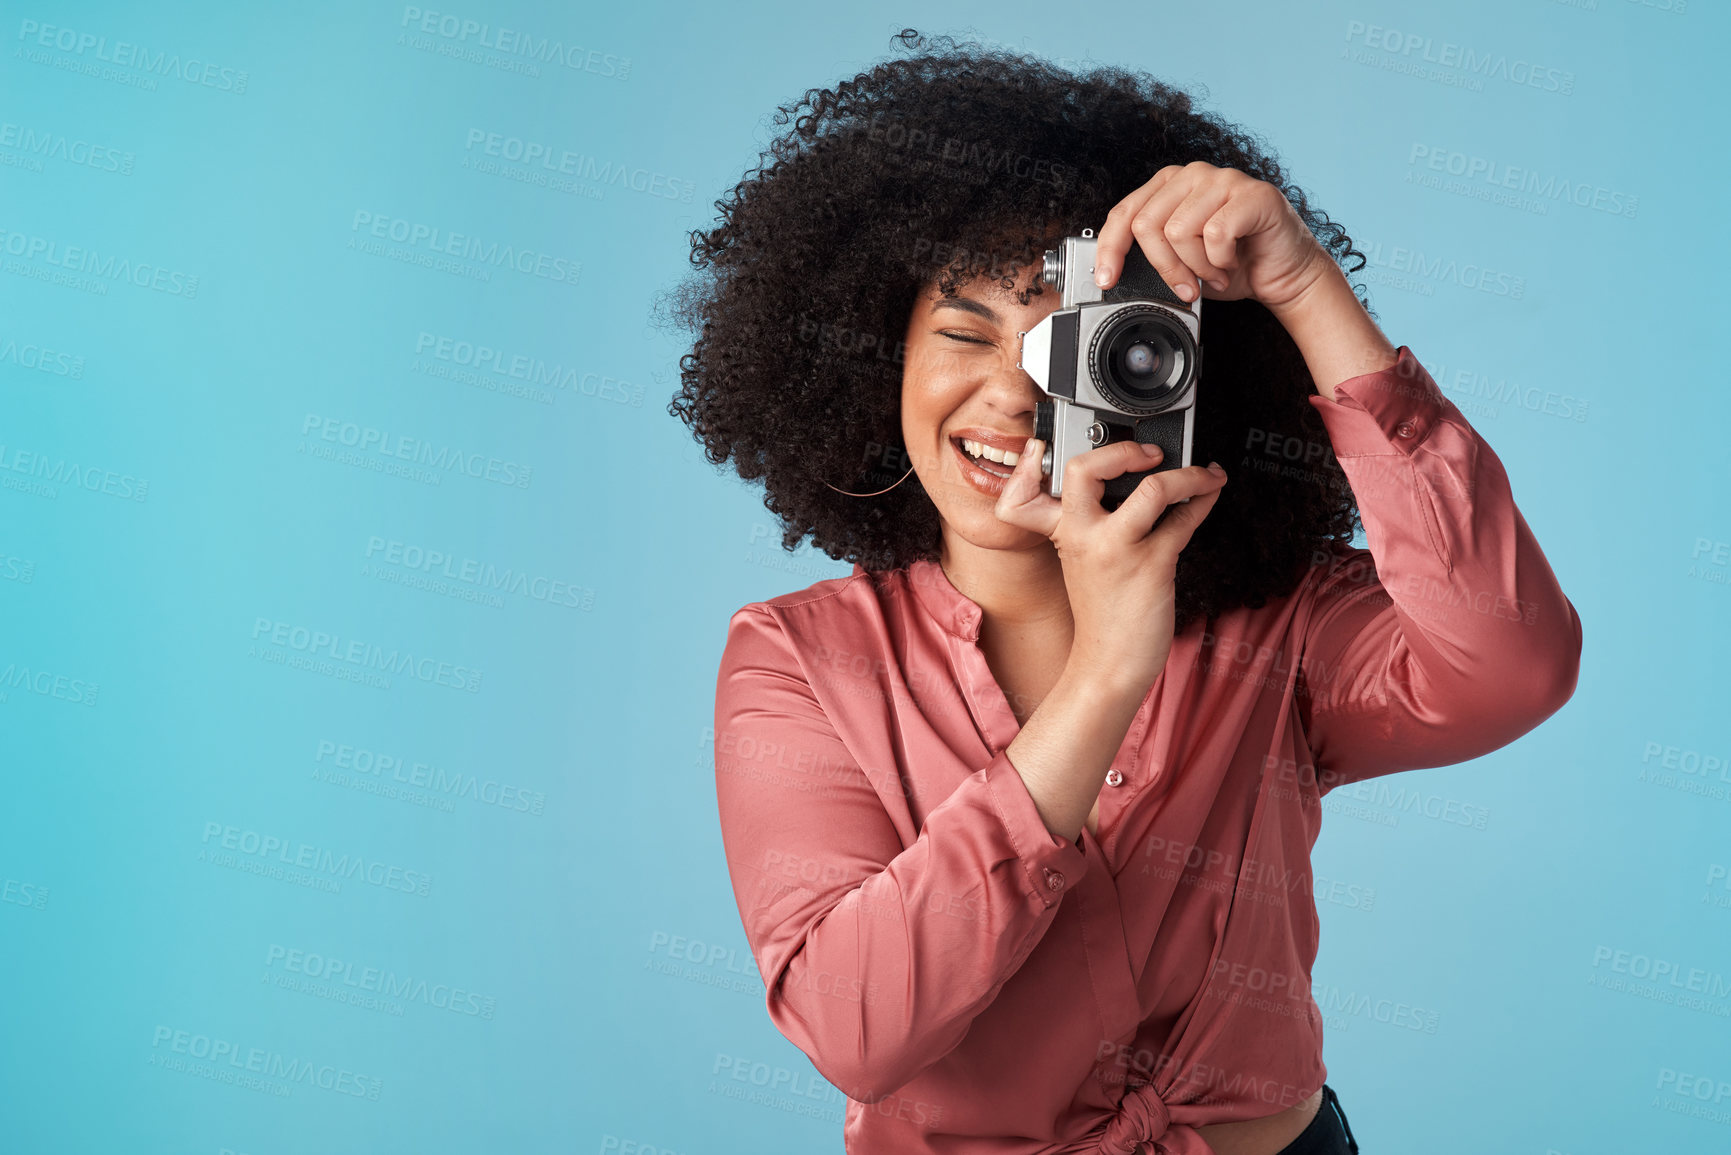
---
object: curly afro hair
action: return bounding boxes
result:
[663,28,1374,634]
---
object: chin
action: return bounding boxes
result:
[945,511,1049,553]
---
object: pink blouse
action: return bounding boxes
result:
[710,347,1581,1154]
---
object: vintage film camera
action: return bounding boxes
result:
[1016,228,1201,513]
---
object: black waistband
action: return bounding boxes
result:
[1271,1084,1360,1155]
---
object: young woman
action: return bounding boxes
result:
[667,31,1581,1155]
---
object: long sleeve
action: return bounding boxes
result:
[1295,345,1583,792]
[711,605,1088,1102]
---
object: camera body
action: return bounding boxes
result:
[1016,229,1201,512]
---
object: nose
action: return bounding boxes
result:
[980,345,1042,422]
[976,332,1038,400]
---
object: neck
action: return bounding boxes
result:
[938,531,1074,639]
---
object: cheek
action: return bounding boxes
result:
[899,368,944,439]
[900,398,938,478]
[899,382,918,440]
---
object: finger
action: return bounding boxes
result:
[992,438,1061,536]
[1199,200,1243,279]
[1126,178,1208,303]
[1160,181,1235,292]
[1200,185,1284,277]
[1121,173,1218,303]
[1093,164,1183,289]
[1060,440,1168,525]
[1104,461,1227,545]
[1144,467,1228,553]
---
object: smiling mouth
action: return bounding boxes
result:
[948,436,1010,484]
[950,436,1015,482]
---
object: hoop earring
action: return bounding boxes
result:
[825,464,915,497]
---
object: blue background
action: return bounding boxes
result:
[4,2,1728,1153]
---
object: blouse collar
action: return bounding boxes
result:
[854,558,984,643]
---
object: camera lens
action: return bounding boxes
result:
[1121,341,1161,379]
[1089,306,1195,414]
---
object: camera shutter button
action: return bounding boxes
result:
[1395,420,1416,439]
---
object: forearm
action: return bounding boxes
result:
[1266,260,1399,400]
[1005,663,1148,843]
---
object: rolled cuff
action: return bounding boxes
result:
[981,748,1090,909]
[1310,345,1454,458]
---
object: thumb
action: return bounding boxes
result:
[992,438,1060,536]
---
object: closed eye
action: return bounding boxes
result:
[939,331,993,345]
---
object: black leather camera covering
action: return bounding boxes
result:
[1102,240,1187,307]
[1098,241,1195,512]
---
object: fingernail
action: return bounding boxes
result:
[1207,460,1225,476]
[1141,442,1163,455]
[1174,282,1196,302]
[1094,266,1111,287]
[1206,278,1227,292]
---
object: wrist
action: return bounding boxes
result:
[1264,262,1399,400]
[1264,255,1351,329]
[1059,651,1161,708]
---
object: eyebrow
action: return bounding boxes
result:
[930,298,1001,323]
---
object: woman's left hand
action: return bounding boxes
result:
[1091,161,1334,312]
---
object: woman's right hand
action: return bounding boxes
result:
[994,439,1228,697]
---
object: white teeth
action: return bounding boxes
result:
[961,438,1019,467]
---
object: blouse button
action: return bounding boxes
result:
[1105,768,1124,787]
[1044,869,1065,892]
[1395,420,1416,439]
